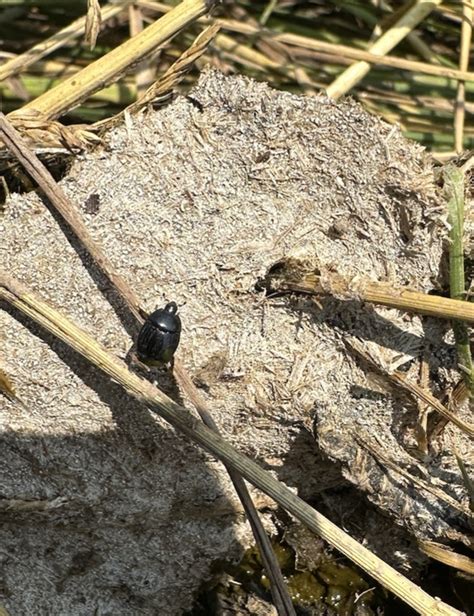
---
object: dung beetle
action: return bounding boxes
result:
[137,301,181,365]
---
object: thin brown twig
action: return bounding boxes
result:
[0,110,295,616]
[173,361,296,615]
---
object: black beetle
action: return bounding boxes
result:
[137,301,181,365]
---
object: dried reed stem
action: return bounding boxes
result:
[419,541,474,575]
[325,0,443,99]
[10,0,217,120]
[283,270,474,325]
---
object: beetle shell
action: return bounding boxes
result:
[137,301,181,364]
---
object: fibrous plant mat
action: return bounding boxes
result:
[0,69,472,613]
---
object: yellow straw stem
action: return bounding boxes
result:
[325,0,443,99]
[10,0,216,120]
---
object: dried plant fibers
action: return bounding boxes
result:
[0,70,471,614]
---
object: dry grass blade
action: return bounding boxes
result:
[0,0,133,82]
[139,1,474,82]
[325,0,443,99]
[0,274,463,616]
[360,282,474,324]
[419,541,474,575]
[9,0,218,121]
[84,0,102,50]
[214,32,318,91]
[454,0,473,152]
[216,31,281,70]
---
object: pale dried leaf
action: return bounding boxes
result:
[84,0,102,50]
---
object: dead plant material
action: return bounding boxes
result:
[430,379,470,440]
[265,258,474,325]
[9,0,218,121]
[173,359,296,616]
[0,367,16,403]
[94,23,221,133]
[0,108,294,616]
[345,336,474,438]
[138,1,474,83]
[0,0,133,82]
[419,541,474,575]
[84,0,102,51]
[356,434,470,516]
[0,110,98,155]
[326,0,444,99]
